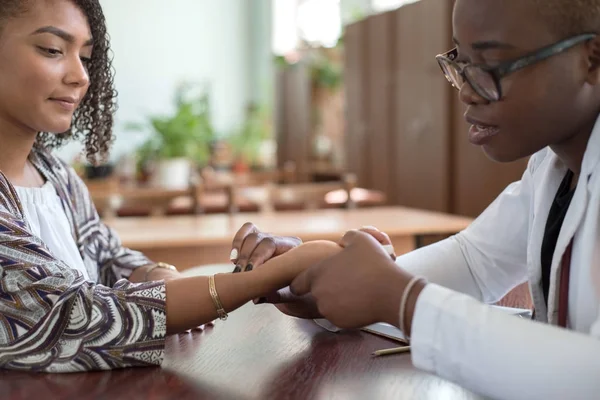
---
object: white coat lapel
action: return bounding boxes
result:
[547,114,600,324]
[528,154,566,322]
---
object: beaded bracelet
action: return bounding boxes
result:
[399,276,427,343]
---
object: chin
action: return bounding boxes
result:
[40,119,73,134]
[481,145,528,163]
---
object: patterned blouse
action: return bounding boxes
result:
[0,149,167,372]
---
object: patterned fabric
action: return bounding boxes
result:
[0,149,167,372]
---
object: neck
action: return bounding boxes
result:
[0,116,38,183]
[550,114,597,178]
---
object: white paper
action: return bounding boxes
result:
[363,322,407,342]
[313,318,343,333]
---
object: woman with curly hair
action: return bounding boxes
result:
[0,0,341,372]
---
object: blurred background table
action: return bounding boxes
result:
[107,206,473,269]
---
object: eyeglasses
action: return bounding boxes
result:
[435,33,597,102]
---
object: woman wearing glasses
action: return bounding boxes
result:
[233,0,600,398]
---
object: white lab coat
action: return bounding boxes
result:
[398,114,600,400]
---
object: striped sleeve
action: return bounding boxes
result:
[59,165,156,286]
[0,173,167,372]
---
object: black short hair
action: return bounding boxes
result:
[534,0,600,38]
[0,0,116,164]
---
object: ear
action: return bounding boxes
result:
[584,36,600,85]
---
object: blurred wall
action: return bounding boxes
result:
[59,0,272,162]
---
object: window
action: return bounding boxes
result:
[272,0,300,56]
[272,0,342,56]
[371,0,421,12]
[297,0,341,48]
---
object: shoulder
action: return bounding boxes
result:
[33,148,75,179]
[32,148,88,193]
[0,171,22,216]
[32,149,97,224]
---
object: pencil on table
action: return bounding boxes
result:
[372,346,411,357]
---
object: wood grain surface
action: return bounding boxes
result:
[1,304,485,400]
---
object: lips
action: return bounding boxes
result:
[49,96,78,111]
[466,116,500,146]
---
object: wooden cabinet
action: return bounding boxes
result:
[344,0,528,217]
[344,20,370,188]
[390,0,454,212]
[275,66,312,182]
[276,0,528,217]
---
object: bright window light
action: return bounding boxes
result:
[371,0,421,12]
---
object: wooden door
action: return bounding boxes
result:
[275,66,312,182]
[365,12,396,199]
[344,20,370,188]
[390,0,454,212]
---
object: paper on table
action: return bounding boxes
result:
[312,319,342,333]
[362,323,407,343]
[313,319,406,342]
[313,305,532,340]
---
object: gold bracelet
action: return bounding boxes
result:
[144,262,177,281]
[209,275,228,321]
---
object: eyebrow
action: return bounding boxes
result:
[31,26,93,46]
[453,37,515,51]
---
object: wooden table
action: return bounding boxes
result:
[107,207,473,269]
[0,303,484,400]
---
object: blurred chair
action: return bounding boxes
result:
[228,173,359,213]
[87,178,201,219]
[201,161,297,189]
[84,177,121,218]
[325,187,387,208]
[195,161,298,214]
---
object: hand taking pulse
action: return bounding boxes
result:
[230,223,395,273]
[290,230,426,334]
[356,225,397,260]
[231,222,398,320]
[230,222,302,272]
[263,225,396,319]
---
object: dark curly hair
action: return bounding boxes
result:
[1,0,116,164]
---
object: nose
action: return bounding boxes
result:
[63,55,90,88]
[458,79,489,106]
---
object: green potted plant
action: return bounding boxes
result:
[127,83,214,188]
[229,103,273,171]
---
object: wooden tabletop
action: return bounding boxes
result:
[109,206,473,250]
[0,303,484,400]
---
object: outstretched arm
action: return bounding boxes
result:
[165,240,341,333]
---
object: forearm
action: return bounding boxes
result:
[165,270,275,333]
[409,284,600,400]
[166,240,341,333]
[396,237,485,301]
[397,177,534,305]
